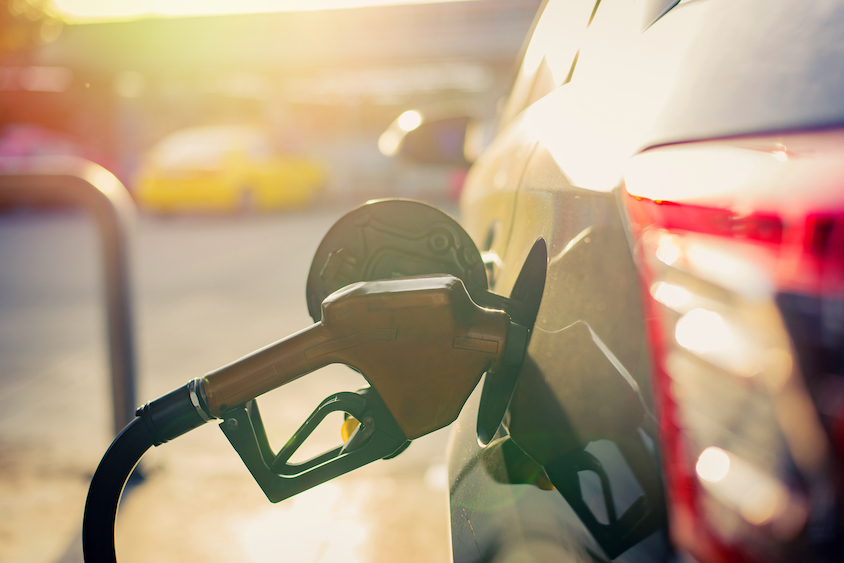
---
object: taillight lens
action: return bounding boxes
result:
[622,131,844,562]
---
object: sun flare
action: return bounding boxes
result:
[51,0,475,23]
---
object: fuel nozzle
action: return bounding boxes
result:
[204,274,525,439]
[136,274,526,503]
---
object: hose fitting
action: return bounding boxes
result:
[136,379,212,446]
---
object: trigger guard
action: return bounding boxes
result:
[219,389,409,504]
[272,392,368,473]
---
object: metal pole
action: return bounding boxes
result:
[0,156,138,436]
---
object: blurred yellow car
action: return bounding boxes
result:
[134,125,325,212]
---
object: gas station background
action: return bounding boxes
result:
[1,0,541,204]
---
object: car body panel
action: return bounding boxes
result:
[456,142,665,562]
[459,117,538,275]
[451,0,844,561]
[449,378,670,563]
[492,0,711,195]
[448,382,604,563]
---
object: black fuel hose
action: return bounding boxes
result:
[82,381,212,563]
[82,418,154,563]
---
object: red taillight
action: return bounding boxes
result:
[622,131,844,562]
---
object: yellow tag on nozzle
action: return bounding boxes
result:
[341,417,360,442]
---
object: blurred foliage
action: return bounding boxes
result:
[1,0,62,59]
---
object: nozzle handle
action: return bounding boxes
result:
[221,389,409,503]
[203,322,335,418]
[202,276,524,439]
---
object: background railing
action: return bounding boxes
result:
[0,156,137,435]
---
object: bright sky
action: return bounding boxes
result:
[51,0,473,23]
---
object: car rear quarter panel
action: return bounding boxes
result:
[452,0,844,560]
[450,0,711,560]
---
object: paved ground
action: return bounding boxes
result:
[0,204,456,563]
